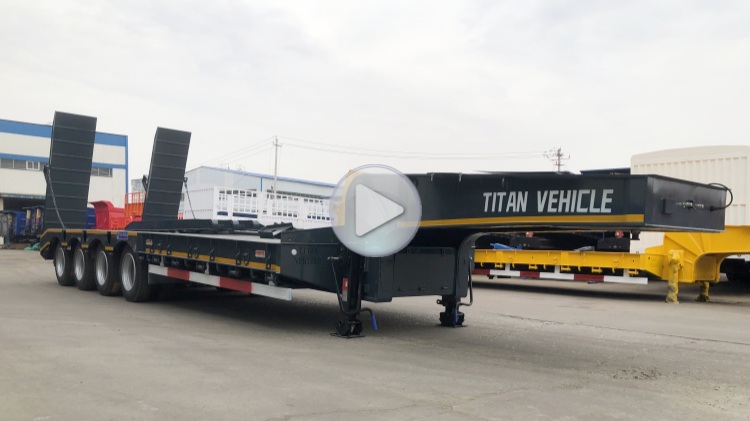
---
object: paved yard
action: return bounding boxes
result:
[1,249,748,420]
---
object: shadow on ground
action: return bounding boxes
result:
[147,286,445,338]
[473,278,750,304]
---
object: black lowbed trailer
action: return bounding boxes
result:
[38,112,727,336]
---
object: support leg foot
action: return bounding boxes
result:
[438,296,465,327]
[333,319,364,338]
[439,311,465,327]
[696,281,711,302]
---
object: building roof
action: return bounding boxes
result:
[189,165,335,188]
[0,118,127,147]
[579,168,631,175]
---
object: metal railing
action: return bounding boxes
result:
[178,186,331,229]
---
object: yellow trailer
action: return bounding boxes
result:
[474,226,750,302]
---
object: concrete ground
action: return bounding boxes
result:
[1,249,749,420]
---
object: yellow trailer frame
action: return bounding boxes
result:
[474,226,750,302]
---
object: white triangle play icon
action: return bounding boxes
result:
[355,184,405,236]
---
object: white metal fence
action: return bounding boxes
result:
[179,186,331,229]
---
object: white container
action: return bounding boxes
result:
[630,145,749,252]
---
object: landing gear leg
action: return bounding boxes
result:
[438,251,475,327]
[665,250,683,303]
[332,254,372,338]
[437,236,478,327]
[438,295,465,327]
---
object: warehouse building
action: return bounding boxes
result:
[133,166,335,226]
[0,118,128,210]
[183,166,334,198]
[133,165,334,198]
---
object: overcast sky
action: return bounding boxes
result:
[2,0,749,187]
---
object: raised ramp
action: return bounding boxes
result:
[141,128,191,222]
[42,112,97,230]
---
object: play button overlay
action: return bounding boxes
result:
[330,165,422,257]
[355,185,404,236]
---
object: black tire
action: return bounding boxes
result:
[95,247,121,296]
[73,244,96,290]
[726,269,750,284]
[54,243,75,286]
[120,247,156,302]
[721,259,750,284]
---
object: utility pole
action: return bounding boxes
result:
[272,136,282,195]
[545,147,569,172]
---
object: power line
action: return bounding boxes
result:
[195,133,551,171]
[197,136,275,166]
[279,135,546,158]
[211,145,273,169]
[279,136,546,160]
[202,143,272,166]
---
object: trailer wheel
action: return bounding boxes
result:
[73,245,96,290]
[54,243,75,286]
[726,270,741,282]
[726,267,750,284]
[95,247,121,296]
[120,247,156,302]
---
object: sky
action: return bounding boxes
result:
[2,0,749,188]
